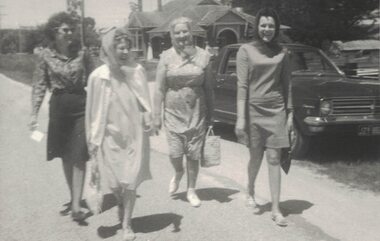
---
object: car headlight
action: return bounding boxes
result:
[320,100,332,115]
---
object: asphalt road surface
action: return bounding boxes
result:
[0,74,379,241]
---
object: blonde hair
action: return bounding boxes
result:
[169,17,193,38]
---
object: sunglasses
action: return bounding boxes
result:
[56,27,75,34]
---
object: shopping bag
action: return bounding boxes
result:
[84,158,103,214]
[201,126,221,168]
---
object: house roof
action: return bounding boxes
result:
[130,0,290,33]
[333,40,380,51]
[128,0,221,29]
[128,11,166,28]
[148,5,229,34]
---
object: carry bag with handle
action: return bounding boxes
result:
[201,126,221,168]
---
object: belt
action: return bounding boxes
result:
[53,88,86,95]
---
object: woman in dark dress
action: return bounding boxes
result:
[235,8,292,226]
[29,12,93,222]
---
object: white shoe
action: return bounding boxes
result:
[169,172,184,194]
[187,189,201,207]
[246,195,260,214]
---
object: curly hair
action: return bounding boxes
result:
[169,17,194,49]
[44,12,78,42]
[253,8,281,44]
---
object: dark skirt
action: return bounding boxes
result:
[47,90,89,162]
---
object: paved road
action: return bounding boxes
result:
[0,74,379,241]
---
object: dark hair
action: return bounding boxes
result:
[253,8,281,44]
[44,12,78,42]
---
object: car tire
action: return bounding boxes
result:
[290,122,310,159]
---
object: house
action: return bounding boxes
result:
[127,0,289,58]
[330,40,380,76]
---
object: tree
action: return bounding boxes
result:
[231,0,379,47]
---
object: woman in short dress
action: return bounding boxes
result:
[235,8,292,226]
[29,12,93,222]
[153,17,214,207]
[86,27,152,241]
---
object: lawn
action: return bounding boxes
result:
[297,135,380,193]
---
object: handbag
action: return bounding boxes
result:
[84,158,103,214]
[201,126,221,168]
[280,147,292,174]
[280,130,293,174]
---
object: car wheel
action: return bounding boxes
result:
[290,122,310,159]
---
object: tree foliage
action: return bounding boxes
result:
[231,0,379,47]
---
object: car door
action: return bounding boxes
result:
[214,48,238,124]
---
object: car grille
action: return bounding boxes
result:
[331,98,380,115]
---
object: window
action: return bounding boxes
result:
[290,49,335,73]
[222,49,237,75]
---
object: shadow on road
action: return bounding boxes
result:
[171,187,239,203]
[97,213,183,238]
[254,199,314,217]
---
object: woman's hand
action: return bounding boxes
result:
[235,118,248,145]
[286,110,293,133]
[29,115,39,131]
[88,143,98,158]
[206,116,214,128]
[90,159,99,187]
[152,116,162,136]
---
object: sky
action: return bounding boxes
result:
[0,0,166,29]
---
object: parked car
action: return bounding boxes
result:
[210,43,380,157]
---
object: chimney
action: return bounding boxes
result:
[157,0,162,11]
[138,0,143,12]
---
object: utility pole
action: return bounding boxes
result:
[0,5,6,29]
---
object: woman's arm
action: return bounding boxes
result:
[30,53,49,130]
[203,62,214,126]
[281,50,292,112]
[235,46,250,132]
[153,55,167,131]
[281,50,293,131]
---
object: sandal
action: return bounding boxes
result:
[71,211,87,222]
[59,205,71,216]
[271,212,288,227]
[246,195,260,214]
[123,226,136,241]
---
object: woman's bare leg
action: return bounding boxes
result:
[186,157,201,207]
[169,156,184,194]
[247,146,264,197]
[71,161,86,213]
[122,189,136,241]
[265,148,282,214]
[62,161,73,199]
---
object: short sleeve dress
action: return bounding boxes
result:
[159,47,211,160]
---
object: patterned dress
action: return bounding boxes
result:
[158,47,211,160]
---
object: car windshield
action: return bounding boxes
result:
[289,49,337,74]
